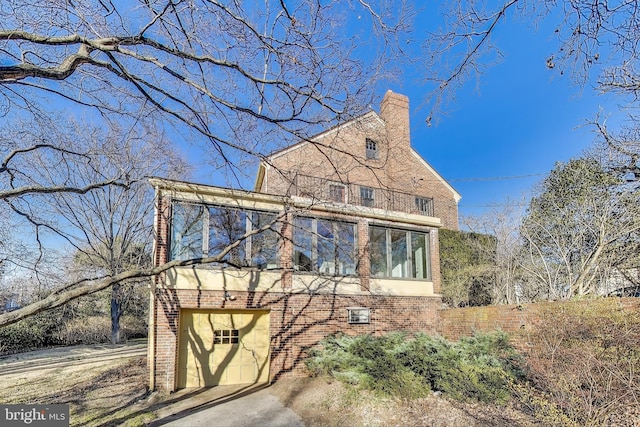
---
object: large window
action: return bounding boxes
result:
[208,206,246,265]
[293,216,357,276]
[369,226,431,279]
[171,203,204,260]
[170,201,280,269]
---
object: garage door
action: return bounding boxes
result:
[177,309,270,388]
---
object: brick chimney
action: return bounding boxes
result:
[380,90,410,148]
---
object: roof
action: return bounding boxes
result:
[252,111,461,203]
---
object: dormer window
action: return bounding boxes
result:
[365,138,378,159]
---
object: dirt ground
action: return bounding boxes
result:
[0,342,541,426]
[269,377,542,427]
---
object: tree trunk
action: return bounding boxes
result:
[570,228,607,297]
[111,283,123,344]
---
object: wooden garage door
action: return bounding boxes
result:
[177,309,270,388]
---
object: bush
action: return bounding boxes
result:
[0,309,65,354]
[55,314,148,345]
[120,314,148,339]
[525,299,640,426]
[306,331,521,403]
[55,317,111,345]
[1,311,148,354]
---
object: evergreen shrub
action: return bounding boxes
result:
[306,330,521,403]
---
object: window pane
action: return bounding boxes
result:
[336,222,357,275]
[369,226,387,277]
[249,212,279,269]
[209,207,246,265]
[415,197,433,216]
[360,187,374,207]
[390,230,408,278]
[366,138,378,159]
[170,202,204,260]
[293,217,314,271]
[317,219,335,274]
[411,232,429,279]
[348,308,370,324]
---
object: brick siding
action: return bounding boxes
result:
[151,192,443,391]
[153,288,441,391]
[437,298,640,352]
[259,91,460,230]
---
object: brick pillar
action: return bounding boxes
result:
[380,90,410,149]
[154,192,171,268]
[380,90,412,191]
[430,228,442,295]
[358,218,370,291]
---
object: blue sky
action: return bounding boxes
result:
[178,3,625,221]
[382,7,624,219]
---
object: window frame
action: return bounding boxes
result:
[328,183,346,203]
[170,202,205,261]
[368,225,432,280]
[360,186,375,207]
[347,307,371,324]
[365,138,378,160]
[169,200,281,270]
[292,216,358,276]
[214,329,240,344]
[415,196,434,216]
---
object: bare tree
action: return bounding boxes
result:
[424,1,640,302]
[0,115,144,326]
[520,158,640,299]
[1,115,132,280]
[462,203,526,304]
[46,123,189,343]
[423,1,640,119]
[0,1,413,327]
[0,1,410,179]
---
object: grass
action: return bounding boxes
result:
[0,354,153,426]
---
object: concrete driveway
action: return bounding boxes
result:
[149,383,304,427]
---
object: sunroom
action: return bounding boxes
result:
[151,178,441,297]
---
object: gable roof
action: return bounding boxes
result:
[254,110,382,190]
[266,110,382,161]
[409,148,461,203]
[253,108,461,204]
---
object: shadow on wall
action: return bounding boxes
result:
[156,269,439,390]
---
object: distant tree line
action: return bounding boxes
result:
[441,143,640,306]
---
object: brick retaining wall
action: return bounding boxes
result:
[437,297,640,351]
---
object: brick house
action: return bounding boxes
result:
[148,90,461,391]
